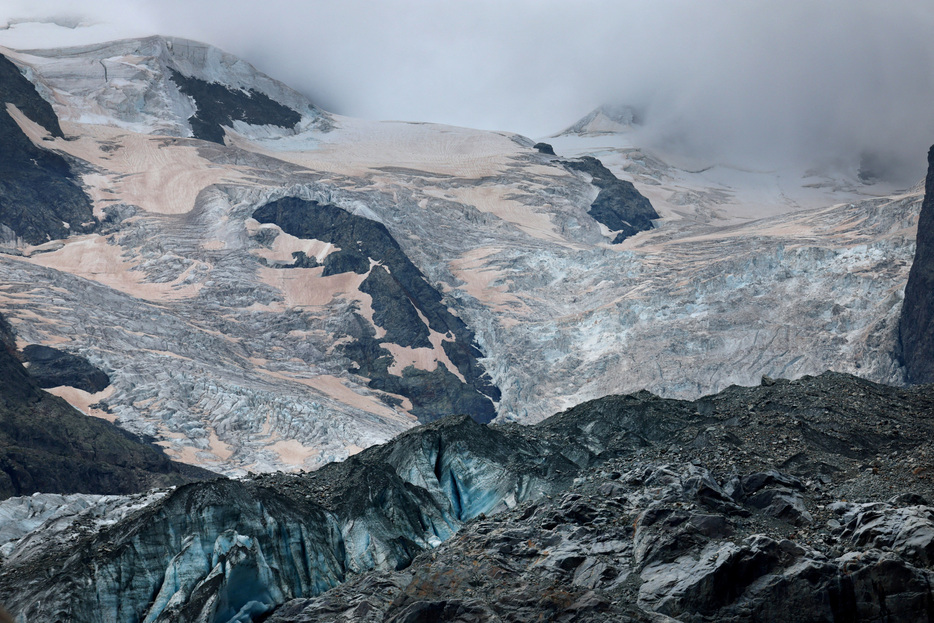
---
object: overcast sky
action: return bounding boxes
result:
[1,0,933,182]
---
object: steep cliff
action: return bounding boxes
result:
[0,53,95,245]
[899,145,934,383]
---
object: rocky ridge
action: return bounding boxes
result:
[1,372,932,621]
[252,196,501,423]
[899,145,934,384]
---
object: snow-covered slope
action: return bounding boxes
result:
[0,39,917,477]
[7,35,327,137]
[551,106,903,223]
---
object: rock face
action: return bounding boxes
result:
[21,344,110,393]
[563,155,659,242]
[0,53,95,245]
[252,197,500,423]
[899,144,934,384]
[3,372,934,622]
[0,313,212,500]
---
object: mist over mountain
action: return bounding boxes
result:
[2,1,933,184]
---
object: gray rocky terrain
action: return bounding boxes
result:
[2,372,933,621]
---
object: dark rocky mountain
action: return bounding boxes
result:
[253,196,501,423]
[0,313,213,500]
[3,371,933,621]
[900,144,934,384]
[168,68,302,144]
[0,53,95,245]
[563,156,659,243]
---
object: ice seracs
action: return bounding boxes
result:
[0,37,920,478]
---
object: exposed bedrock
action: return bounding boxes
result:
[3,372,934,622]
[0,54,63,138]
[21,344,110,393]
[168,69,302,144]
[533,141,556,155]
[563,155,659,243]
[252,196,501,423]
[0,53,96,245]
[899,144,934,384]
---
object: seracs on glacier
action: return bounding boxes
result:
[0,35,917,478]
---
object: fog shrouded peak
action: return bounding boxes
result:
[1,0,932,183]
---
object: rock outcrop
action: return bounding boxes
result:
[21,344,110,393]
[899,144,934,384]
[563,155,659,243]
[168,69,302,144]
[0,53,95,245]
[3,372,933,622]
[253,197,501,423]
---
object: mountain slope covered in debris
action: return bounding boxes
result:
[2,372,932,621]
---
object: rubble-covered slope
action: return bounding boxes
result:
[2,372,933,622]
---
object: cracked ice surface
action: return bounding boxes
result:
[0,37,917,474]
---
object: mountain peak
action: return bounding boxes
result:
[556,104,641,137]
[4,35,328,139]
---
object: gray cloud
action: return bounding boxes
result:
[1,0,933,182]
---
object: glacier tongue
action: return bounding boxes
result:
[0,415,581,622]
